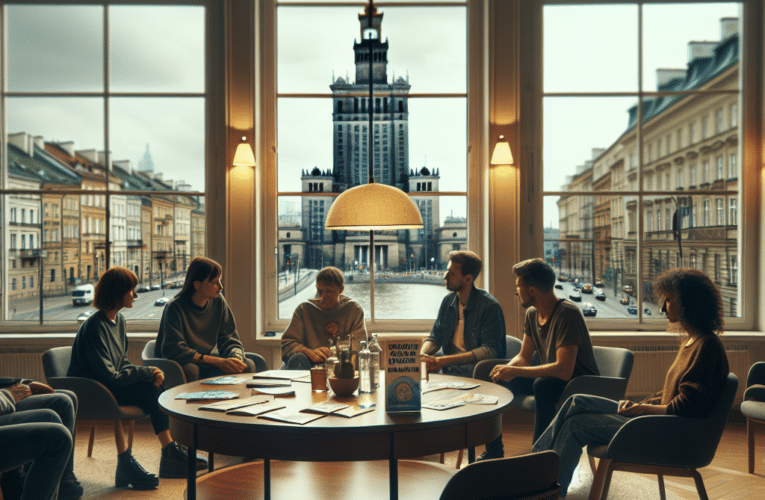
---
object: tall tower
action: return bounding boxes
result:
[330,1,411,191]
[137,143,154,173]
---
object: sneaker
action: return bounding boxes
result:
[159,442,208,479]
[58,470,84,500]
[476,449,504,461]
[115,450,159,490]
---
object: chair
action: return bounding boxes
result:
[474,344,635,414]
[741,362,765,473]
[42,346,147,458]
[586,373,738,500]
[141,340,268,387]
[439,450,560,500]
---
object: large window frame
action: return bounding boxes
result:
[523,0,760,331]
[0,0,219,333]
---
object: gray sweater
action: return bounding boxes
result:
[156,294,245,365]
[281,296,366,362]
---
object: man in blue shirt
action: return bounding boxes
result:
[421,251,506,378]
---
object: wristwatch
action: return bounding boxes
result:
[200,354,206,363]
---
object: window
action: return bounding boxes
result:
[1,2,211,325]
[271,1,468,323]
[730,198,738,225]
[542,1,742,323]
[729,152,738,178]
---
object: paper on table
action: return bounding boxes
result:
[198,395,272,412]
[226,402,286,416]
[421,380,480,394]
[258,410,325,425]
[174,390,238,401]
[201,376,250,385]
[251,370,310,381]
[246,379,292,388]
[251,386,296,396]
[301,401,349,415]
[334,402,376,418]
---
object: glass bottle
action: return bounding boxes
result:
[359,340,371,393]
[325,343,339,380]
[368,333,382,390]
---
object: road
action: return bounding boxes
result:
[553,280,662,319]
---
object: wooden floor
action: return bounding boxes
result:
[456,407,765,500]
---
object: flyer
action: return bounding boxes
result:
[381,334,422,413]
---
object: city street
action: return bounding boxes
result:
[553,280,662,319]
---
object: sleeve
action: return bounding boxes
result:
[639,392,664,405]
[83,319,154,388]
[424,295,450,349]
[0,389,16,416]
[348,302,367,347]
[281,305,306,361]
[159,302,197,365]
[470,301,505,362]
[666,340,728,417]
[216,298,245,360]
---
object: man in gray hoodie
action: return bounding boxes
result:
[281,267,367,370]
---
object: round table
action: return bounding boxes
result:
[159,373,513,500]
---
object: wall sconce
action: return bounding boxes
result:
[490,135,514,166]
[232,136,256,167]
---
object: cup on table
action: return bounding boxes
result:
[310,366,327,392]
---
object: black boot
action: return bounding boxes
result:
[58,470,84,500]
[115,450,159,490]
[159,442,208,479]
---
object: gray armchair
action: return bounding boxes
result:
[42,346,147,457]
[439,450,560,500]
[742,362,765,473]
[587,373,738,500]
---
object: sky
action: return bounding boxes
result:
[3,1,742,227]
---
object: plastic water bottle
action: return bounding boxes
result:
[368,333,382,390]
[359,340,372,393]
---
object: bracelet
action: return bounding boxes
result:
[200,354,206,364]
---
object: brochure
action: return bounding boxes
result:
[301,401,349,415]
[454,393,499,405]
[174,390,238,401]
[381,334,422,413]
[422,400,466,411]
[252,370,310,381]
[251,386,296,396]
[198,395,272,412]
[201,376,250,385]
[226,402,286,417]
[246,379,292,388]
[258,410,325,425]
[421,380,481,394]
[422,389,468,410]
[334,402,376,418]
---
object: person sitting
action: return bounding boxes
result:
[281,267,366,370]
[155,257,256,381]
[420,250,506,378]
[68,266,207,489]
[532,268,729,498]
[481,258,599,460]
[0,381,79,500]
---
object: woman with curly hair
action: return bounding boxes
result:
[531,268,729,498]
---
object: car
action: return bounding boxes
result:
[644,308,652,315]
[155,297,169,306]
[557,275,568,282]
[150,284,161,291]
[136,285,151,293]
[569,290,581,302]
[627,305,638,315]
[77,311,93,324]
[623,285,634,294]
[573,282,583,290]
[620,296,630,305]
[594,280,603,288]
[581,283,593,293]
[169,281,182,289]
[595,291,606,301]
[554,283,563,290]
[581,303,597,317]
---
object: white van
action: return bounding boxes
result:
[72,284,95,306]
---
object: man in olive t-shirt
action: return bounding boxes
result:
[479,258,599,461]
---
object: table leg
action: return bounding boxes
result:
[468,447,475,464]
[389,457,398,500]
[188,424,197,500]
[264,458,271,500]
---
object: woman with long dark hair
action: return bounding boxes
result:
[68,267,206,490]
[155,257,255,381]
[532,268,729,498]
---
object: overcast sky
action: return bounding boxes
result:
[4,1,741,228]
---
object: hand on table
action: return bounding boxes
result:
[305,347,331,364]
[421,354,441,373]
[489,363,517,383]
[211,356,248,374]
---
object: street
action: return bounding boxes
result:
[553,280,662,319]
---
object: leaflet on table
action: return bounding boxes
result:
[382,334,422,413]
[246,379,292,388]
[258,410,325,425]
[301,401,349,415]
[422,389,466,410]
[198,395,272,412]
[226,402,286,416]
[174,390,239,401]
[454,393,499,405]
[421,380,480,394]
[201,376,251,385]
[334,402,376,418]
[251,370,310,381]
[251,386,296,396]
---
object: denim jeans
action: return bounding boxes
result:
[532,395,629,498]
[0,409,72,500]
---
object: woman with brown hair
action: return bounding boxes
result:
[68,267,206,490]
[155,257,255,381]
[532,268,729,498]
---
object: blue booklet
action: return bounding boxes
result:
[174,390,238,401]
